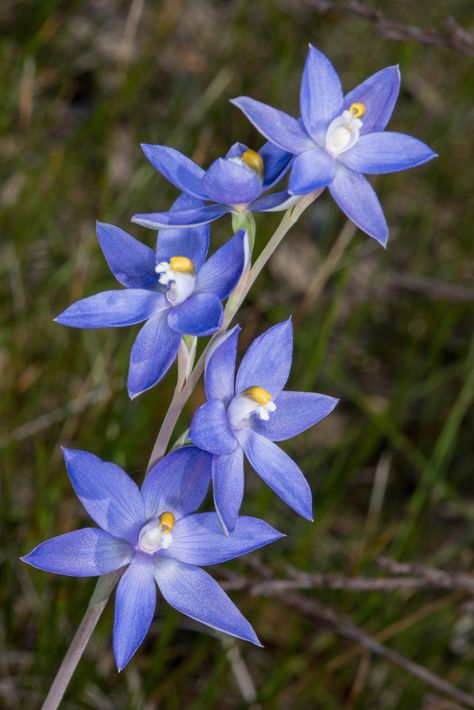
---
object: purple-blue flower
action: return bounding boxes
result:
[22,446,284,670]
[56,194,246,398]
[190,319,338,534]
[231,45,437,246]
[131,141,293,230]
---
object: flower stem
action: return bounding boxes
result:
[41,189,321,707]
[41,570,123,710]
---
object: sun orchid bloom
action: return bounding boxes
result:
[22,447,284,670]
[190,319,338,533]
[132,141,294,230]
[232,45,437,245]
[56,194,246,398]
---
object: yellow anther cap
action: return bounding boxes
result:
[169,256,195,274]
[159,511,175,533]
[244,386,272,405]
[349,102,366,118]
[241,149,264,178]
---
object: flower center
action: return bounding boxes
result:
[138,511,175,554]
[228,149,264,180]
[155,256,196,305]
[325,102,366,157]
[227,386,276,429]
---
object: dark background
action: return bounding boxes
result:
[1,0,473,707]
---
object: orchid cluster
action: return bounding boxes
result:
[23,45,435,688]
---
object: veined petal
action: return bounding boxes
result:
[300,45,344,144]
[132,203,229,230]
[259,141,293,190]
[96,222,157,289]
[237,428,313,521]
[154,559,261,645]
[231,97,314,154]
[205,326,240,404]
[254,391,338,441]
[167,293,223,336]
[155,194,210,271]
[343,66,401,135]
[202,158,262,206]
[163,512,284,565]
[113,556,156,671]
[235,319,293,399]
[250,190,300,213]
[195,230,245,300]
[142,446,212,520]
[288,147,336,195]
[21,528,132,576]
[190,400,237,455]
[339,132,437,174]
[55,290,167,329]
[212,447,244,534]
[128,313,181,398]
[62,448,146,544]
[141,144,207,199]
[329,164,388,246]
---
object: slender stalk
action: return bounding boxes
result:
[41,570,122,710]
[41,190,321,708]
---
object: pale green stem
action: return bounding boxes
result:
[40,190,321,709]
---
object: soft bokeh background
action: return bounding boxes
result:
[1,1,473,707]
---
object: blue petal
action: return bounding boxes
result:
[205,326,240,404]
[128,313,181,398]
[225,142,249,159]
[254,392,338,441]
[141,144,207,199]
[235,319,293,399]
[167,293,223,336]
[190,400,238,455]
[300,45,344,144]
[195,231,245,300]
[212,447,244,534]
[142,446,212,520]
[155,194,210,271]
[329,164,388,246]
[132,203,229,229]
[259,141,293,189]
[21,528,132,577]
[202,158,262,206]
[231,97,314,154]
[339,132,437,174]
[250,191,299,213]
[163,512,284,565]
[237,428,313,520]
[343,66,401,135]
[154,559,261,645]
[56,290,167,329]
[288,147,336,195]
[113,556,156,671]
[96,222,157,289]
[62,448,147,544]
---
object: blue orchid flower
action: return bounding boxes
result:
[190,319,338,534]
[231,45,437,246]
[22,446,284,670]
[56,194,246,398]
[131,141,293,230]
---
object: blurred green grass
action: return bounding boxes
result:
[1,0,473,707]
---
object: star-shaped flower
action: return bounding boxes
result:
[190,319,338,533]
[232,45,437,245]
[22,446,284,670]
[56,194,246,398]
[132,141,293,230]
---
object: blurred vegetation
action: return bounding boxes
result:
[1,0,473,707]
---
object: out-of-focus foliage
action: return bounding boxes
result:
[1,1,473,707]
